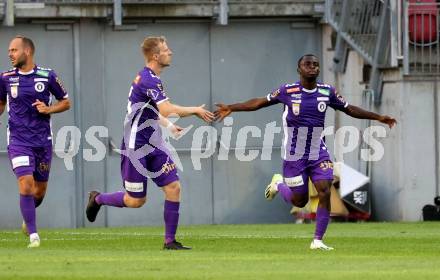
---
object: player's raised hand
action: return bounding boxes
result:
[379,115,397,129]
[195,104,215,123]
[168,123,183,139]
[32,99,51,114]
[214,103,232,122]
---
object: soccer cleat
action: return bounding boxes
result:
[28,234,40,248]
[163,240,191,250]
[21,221,29,236]
[86,191,102,222]
[265,174,283,201]
[310,239,334,250]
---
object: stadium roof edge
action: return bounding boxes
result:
[0,1,325,20]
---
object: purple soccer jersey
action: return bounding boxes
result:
[120,67,179,197]
[267,82,348,186]
[123,67,168,149]
[0,66,68,147]
[266,82,348,161]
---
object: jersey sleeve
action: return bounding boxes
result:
[48,71,69,100]
[266,85,285,103]
[328,87,348,111]
[146,81,168,105]
[0,76,6,102]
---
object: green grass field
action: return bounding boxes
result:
[1,222,439,279]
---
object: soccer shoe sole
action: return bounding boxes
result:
[265,174,283,201]
[86,191,101,222]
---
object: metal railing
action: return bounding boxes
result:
[326,0,389,66]
[326,0,391,105]
[403,1,440,76]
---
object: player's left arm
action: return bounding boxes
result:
[328,87,396,129]
[342,105,397,129]
[33,71,71,115]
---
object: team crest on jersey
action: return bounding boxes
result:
[35,82,45,93]
[11,85,18,98]
[292,103,300,116]
[146,89,159,100]
[317,101,327,112]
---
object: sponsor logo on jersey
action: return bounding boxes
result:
[35,82,45,93]
[56,77,67,93]
[292,103,300,116]
[161,162,176,174]
[317,101,327,112]
[36,70,49,77]
[319,160,334,171]
[286,87,300,94]
[34,78,48,82]
[11,156,30,169]
[285,175,304,187]
[270,89,280,98]
[291,93,301,99]
[38,162,50,172]
[318,88,330,96]
[9,77,19,82]
[317,96,329,101]
[124,181,144,192]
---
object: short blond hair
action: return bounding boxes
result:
[141,36,166,60]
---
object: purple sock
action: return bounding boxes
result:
[20,194,37,234]
[277,183,293,204]
[315,207,330,240]
[95,191,125,207]
[164,200,180,244]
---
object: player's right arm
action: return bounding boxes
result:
[158,101,215,123]
[214,87,281,122]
